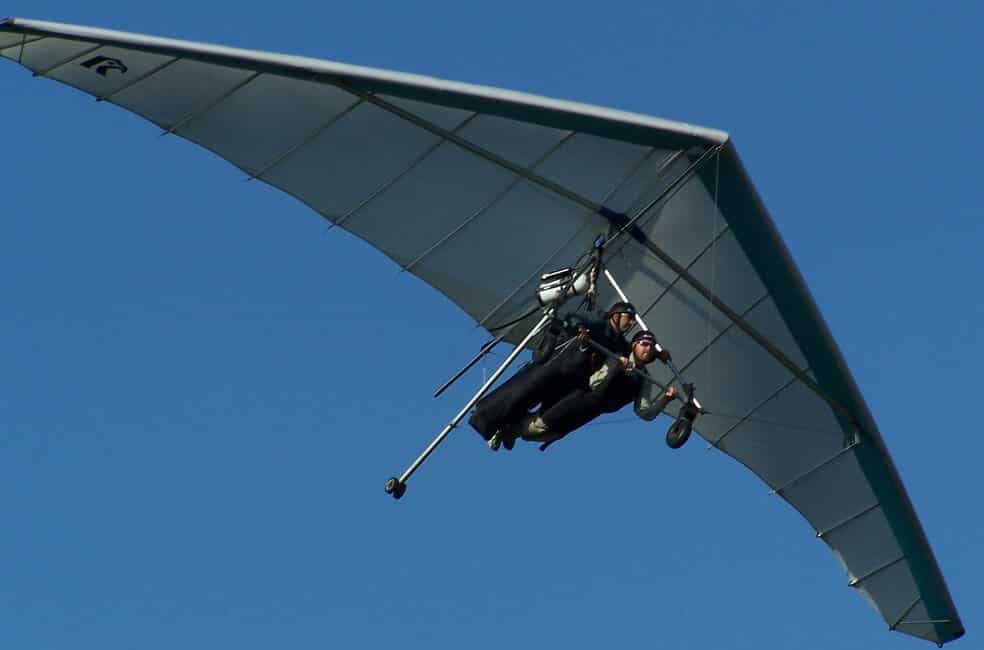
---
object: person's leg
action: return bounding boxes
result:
[469,348,592,440]
[468,363,544,439]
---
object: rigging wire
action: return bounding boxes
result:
[706,148,721,417]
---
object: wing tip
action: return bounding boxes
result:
[0,17,15,26]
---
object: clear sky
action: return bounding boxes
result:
[2,2,981,649]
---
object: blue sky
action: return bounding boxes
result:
[2,2,981,649]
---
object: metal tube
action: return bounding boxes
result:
[604,268,649,331]
[602,268,689,390]
[895,619,951,626]
[396,311,553,485]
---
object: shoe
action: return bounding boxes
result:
[488,432,502,451]
[469,412,493,439]
[502,431,516,451]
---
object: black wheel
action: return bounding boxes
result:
[666,417,693,449]
[384,477,406,499]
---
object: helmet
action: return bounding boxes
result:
[607,301,637,318]
[632,330,657,345]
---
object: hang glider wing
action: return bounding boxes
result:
[0,17,964,645]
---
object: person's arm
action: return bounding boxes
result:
[635,375,675,421]
[589,356,627,391]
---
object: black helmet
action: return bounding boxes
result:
[632,330,657,345]
[607,301,637,318]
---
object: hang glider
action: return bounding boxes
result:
[0,17,964,646]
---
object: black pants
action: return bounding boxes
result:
[468,346,595,440]
[538,373,640,439]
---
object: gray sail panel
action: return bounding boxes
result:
[414,181,596,319]
[0,31,27,50]
[171,75,366,177]
[856,560,921,627]
[714,378,844,482]
[263,103,439,219]
[824,506,904,583]
[895,601,949,640]
[533,133,651,204]
[352,147,517,267]
[3,33,91,71]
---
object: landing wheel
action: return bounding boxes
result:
[666,416,693,449]
[384,477,407,499]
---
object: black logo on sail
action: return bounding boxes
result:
[80,56,128,77]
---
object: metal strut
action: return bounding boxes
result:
[602,268,701,410]
[384,310,555,499]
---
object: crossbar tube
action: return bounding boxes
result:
[895,619,952,626]
[603,268,692,395]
